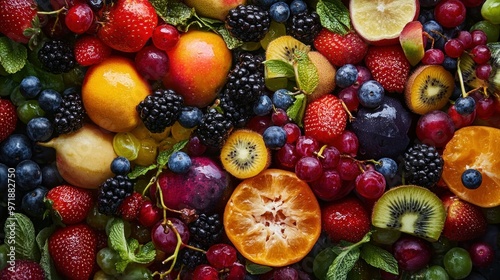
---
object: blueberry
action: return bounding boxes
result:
[375,157,398,179]
[178,106,203,129]
[270,2,290,23]
[272,89,294,110]
[263,125,287,149]
[253,0,279,8]
[290,0,307,15]
[15,159,42,192]
[0,163,8,193]
[19,76,42,99]
[253,95,273,116]
[418,8,435,23]
[168,151,192,174]
[27,117,53,142]
[335,64,358,88]
[0,134,32,167]
[38,89,62,112]
[462,168,482,189]
[423,20,444,49]
[41,163,64,189]
[455,96,476,115]
[111,156,131,175]
[21,186,48,218]
[357,80,385,108]
[443,56,458,73]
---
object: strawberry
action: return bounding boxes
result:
[0,99,17,143]
[313,28,368,67]
[303,94,347,145]
[48,224,97,280]
[118,192,144,221]
[364,45,411,93]
[45,184,95,225]
[0,0,38,44]
[321,196,371,243]
[0,259,45,280]
[74,35,112,66]
[441,194,487,242]
[97,0,157,52]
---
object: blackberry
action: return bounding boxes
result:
[137,89,183,133]
[219,91,254,128]
[286,11,322,45]
[189,213,224,248]
[54,89,86,134]
[225,52,266,106]
[194,108,234,148]
[97,175,134,216]
[38,40,76,74]
[402,143,444,188]
[179,241,208,270]
[225,4,271,42]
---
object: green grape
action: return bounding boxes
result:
[241,41,262,51]
[10,85,26,106]
[424,265,449,280]
[0,244,8,270]
[134,138,158,166]
[470,20,500,43]
[17,100,45,124]
[260,21,286,50]
[481,0,500,25]
[265,77,289,91]
[120,264,153,280]
[372,227,401,245]
[93,270,118,280]
[171,121,193,141]
[0,76,18,97]
[432,236,456,255]
[86,205,112,230]
[113,132,141,161]
[443,247,472,279]
[482,205,500,224]
[97,247,121,276]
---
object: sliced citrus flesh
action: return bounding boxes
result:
[350,0,418,44]
[224,169,321,267]
[442,126,500,208]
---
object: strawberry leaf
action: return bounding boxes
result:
[151,0,195,27]
[316,0,351,35]
[263,60,295,78]
[0,37,27,74]
[286,93,306,127]
[3,212,40,262]
[294,50,319,94]
[360,243,399,275]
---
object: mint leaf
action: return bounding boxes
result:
[36,225,56,251]
[286,93,306,127]
[294,50,319,94]
[40,239,62,280]
[264,60,295,78]
[151,0,195,27]
[157,139,188,166]
[316,0,351,35]
[325,233,372,280]
[109,218,128,257]
[216,26,243,49]
[246,261,273,275]
[313,247,338,279]
[4,213,40,261]
[134,242,156,263]
[128,164,157,180]
[360,243,399,275]
[0,37,27,74]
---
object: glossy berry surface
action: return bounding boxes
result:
[393,235,433,272]
[461,168,482,189]
[357,80,384,108]
[434,0,466,28]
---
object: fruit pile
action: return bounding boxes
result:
[1,0,500,279]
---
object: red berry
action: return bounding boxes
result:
[303,95,347,145]
[64,3,94,34]
[192,264,219,280]
[313,29,368,67]
[138,200,162,227]
[152,23,180,51]
[74,35,112,66]
[364,45,410,93]
[206,243,238,270]
[0,99,17,143]
[434,0,466,28]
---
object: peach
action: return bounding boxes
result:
[399,21,425,66]
[183,0,246,21]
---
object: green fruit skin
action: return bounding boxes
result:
[443,247,472,279]
[482,0,500,25]
[424,265,450,280]
[470,20,500,43]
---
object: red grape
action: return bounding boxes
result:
[355,170,386,200]
[64,3,94,34]
[393,235,432,272]
[206,243,238,270]
[471,45,491,64]
[319,145,341,170]
[338,86,359,112]
[434,0,466,28]
[310,169,342,201]
[282,122,301,144]
[152,24,180,51]
[444,38,464,58]
[295,135,319,157]
[151,218,189,255]
[192,264,219,280]
[276,143,299,169]
[134,45,170,81]
[332,130,359,156]
[295,156,323,182]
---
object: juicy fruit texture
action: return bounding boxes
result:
[0,99,17,142]
[265,35,310,79]
[184,0,247,21]
[313,29,368,67]
[224,169,321,267]
[442,126,500,207]
[220,129,270,179]
[371,185,446,242]
[306,51,336,102]
[364,45,411,93]
[163,30,232,108]
[82,56,151,132]
[404,65,455,115]
[399,21,425,66]
[350,0,419,45]
[441,195,487,242]
[303,95,347,145]
[46,184,95,225]
[0,0,37,44]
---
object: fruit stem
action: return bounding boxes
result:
[314,145,328,159]
[340,100,355,122]
[37,7,67,15]
[457,58,468,98]
[158,220,184,276]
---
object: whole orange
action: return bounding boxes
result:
[82,56,150,132]
[163,30,232,108]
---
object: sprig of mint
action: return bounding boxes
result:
[316,0,351,35]
[108,218,156,273]
[0,36,27,74]
[263,60,295,79]
[3,212,40,262]
[360,243,399,275]
[294,50,319,95]
[286,93,306,127]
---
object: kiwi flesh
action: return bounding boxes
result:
[459,51,500,97]
[220,129,270,180]
[371,185,446,242]
[265,35,310,79]
[404,65,455,115]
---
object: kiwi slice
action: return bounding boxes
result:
[459,51,500,97]
[265,35,310,79]
[404,65,455,115]
[371,185,446,242]
[220,129,270,179]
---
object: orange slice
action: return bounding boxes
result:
[442,126,500,208]
[224,169,321,267]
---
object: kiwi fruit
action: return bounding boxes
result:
[265,35,310,79]
[404,65,455,115]
[459,51,500,97]
[220,129,270,179]
[307,51,337,102]
[371,185,446,242]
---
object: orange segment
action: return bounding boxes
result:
[224,169,321,267]
[442,126,500,208]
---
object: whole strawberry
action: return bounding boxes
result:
[74,35,112,66]
[118,191,144,221]
[364,45,410,93]
[441,194,487,242]
[321,196,371,243]
[304,94,347,145]
[0,259,44,280]
[45,184,95,225]
[0,0,37,44]
[48,224,97,280]
[313,28,368,67]
[97,0,157,52]
[0,99,17,143]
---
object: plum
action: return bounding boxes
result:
[351,96,412,160]
[154,156,230,214]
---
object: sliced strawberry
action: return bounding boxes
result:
[0,99,17,143]
[45,184,95,225]
[118,192,144,221]
[303,94,347,145]
[313,28,368,67]
[441,194,487,242]
[364,45,411,93]
[74,35,112,66]
[0,0,38,44]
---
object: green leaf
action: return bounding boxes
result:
[245,260,273,275]
[3,213,40,261]
[39,239,62,280]
[157,139,188,166]
[360,243,399,275]
[313,247,338,280]
[327,247,360,280]
[134,242,156,263]
[108,218,129,258]
[263,60,295,79]
[216,26,243,50]
[151,0,195,27]
[294,50,319,94]
[128,164,157,180]
[286,93,306,128]
[0,37,27,74]
[316,0,351,35]
[36,225,56,252]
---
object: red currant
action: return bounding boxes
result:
[64,3,94,34]
[152,24,180,51]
